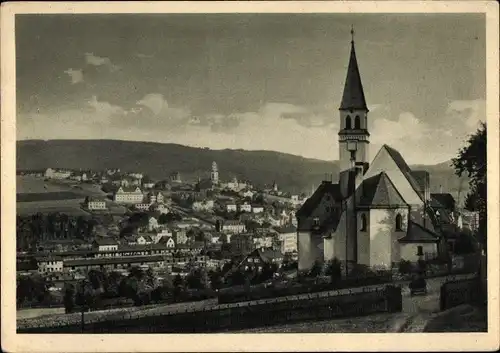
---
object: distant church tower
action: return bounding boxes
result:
[210,161,219,184]
[338,27,370,174]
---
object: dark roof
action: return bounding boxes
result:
[117,186,142,193]
[275,225,297,233]
[93,238,118,246]
[382,145,424,201]
[64,255,167,267]
[339,40,368,111]
[411,170,429,195]
[196,178,215,191]
[249,248,283,263]
[398,221,440,243]
[430,193,456,210]
[296,181,342,218]
[358,172,408,208]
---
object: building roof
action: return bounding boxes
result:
[398,221,440,243]
[64,255,167,267]
[358,172,408,208]
[93,238,118,246]
[430,193,456,211]
[248,248,283,263]
[117,186,142,193]
[411,170,429,195]
[382,145,425,201]
[275,225,297,234]
[339,39,368,111]
[296,181,342,218]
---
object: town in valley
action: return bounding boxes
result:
[15,13,488,334]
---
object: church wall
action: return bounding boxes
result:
[400,243,438,262]
[368,208,408,269]
[356,211,370,266]
[298,232,324,271]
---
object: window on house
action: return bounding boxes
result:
[395,214,403,231]
[345,116,352,129]
[354,115,361,129]
[417,246,423,256]
[360,214,367,231]
[313,217,320,227]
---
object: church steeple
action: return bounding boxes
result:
[337,27,370,175]
[339,26,368,111]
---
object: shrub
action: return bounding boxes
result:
[398,260,413,275]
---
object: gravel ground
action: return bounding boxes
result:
[230,313,407,333]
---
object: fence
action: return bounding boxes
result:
[440,277,481,311]
[18,284,401,333]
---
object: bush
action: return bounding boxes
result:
[398,260,413,275]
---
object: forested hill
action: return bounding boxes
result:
[17,139,468,197]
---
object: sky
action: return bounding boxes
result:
[16,13,486,165]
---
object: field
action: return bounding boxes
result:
[17,199,90,216]
[16,176,107,216]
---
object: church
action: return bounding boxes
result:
[296,31,455,272]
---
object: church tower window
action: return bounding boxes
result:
[360,213,367,231]
[354,115,361,129]
[346,116,352,129]
[395,214,403,231]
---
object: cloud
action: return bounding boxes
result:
[137,93,167,115]
[63,68,84,84]
[446,99,485,129]
[84,53,120,72]
[367,100,486,164]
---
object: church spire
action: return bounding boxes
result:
[339,26,368,111]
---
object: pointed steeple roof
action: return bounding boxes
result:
[339,31,368,111]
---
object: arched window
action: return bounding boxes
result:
[395,214,403,231]
[345,115,352,129]
[354,115,361,129]
[360,213,367,231]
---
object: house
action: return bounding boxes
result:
[252,205,264,214]
[238,202,252,213]
[275,225,298,254]
[150,203,170,214]
[192,199,215,212]
[86,197,107,211]
[36,256,64,274]
[153,228,173,243]
[114,186,144,204]
[220,220,246,234]
[148,217,159,231]
[296,34,444,273]
[241,189,255,199]
[170,172,182,183]
[136,235,154,245]
[143,182,156,189]
[93,238,119,252]
[173,228,188,245]
[133,203,150,211]
[230,233,256,256]
[147,191,165,204]
[226,203,237,212]
[64,255,167,272]
[239,248,284,272]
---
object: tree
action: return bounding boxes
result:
[63,283,76,313]
[325,258,342,284]
[309,260,322,277]
[452,122,487,246]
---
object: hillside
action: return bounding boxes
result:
[16,140,469,198]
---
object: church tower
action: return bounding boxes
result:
[338,27,370,174]
[210,161,219,184]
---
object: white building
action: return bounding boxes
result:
[276,225,298,254]
[93,238,119,252]
[114,186,144,204]
[148,217,159,231]
[86,198,107,211]
[36,257,64,274]
[45,168,71,180]
[252,205,265,214]
[238,202,252,213]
